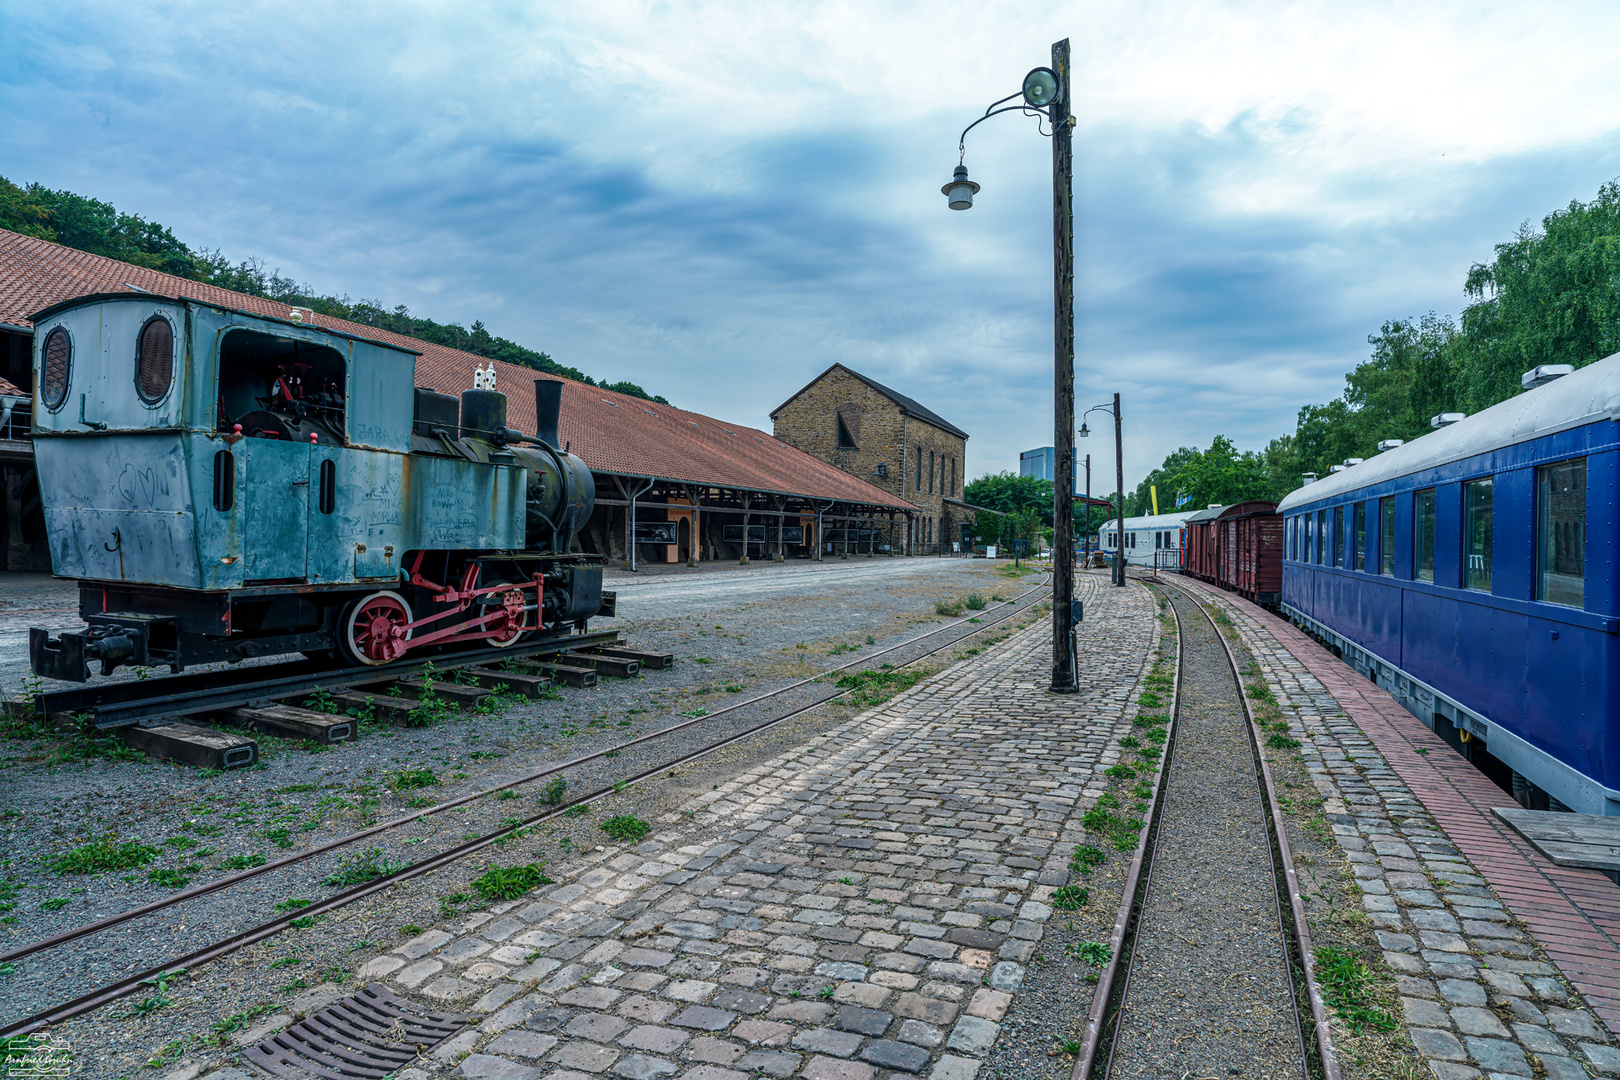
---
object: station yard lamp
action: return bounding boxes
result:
[942,42,1078,694]
[1080,397,1125,587]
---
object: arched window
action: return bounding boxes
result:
[41,326,71,411]
[136,315,175,405]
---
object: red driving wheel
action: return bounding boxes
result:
[339,591,413,666]
[484,586,532,648]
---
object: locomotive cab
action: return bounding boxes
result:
[27,292,606,682]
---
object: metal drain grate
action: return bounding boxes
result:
[245,982,471,1079]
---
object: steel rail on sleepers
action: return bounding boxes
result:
[1074,574,1339,1080]
[1164,574,1342,1080]
[0,574,1052,1037]
[18,630,623,729]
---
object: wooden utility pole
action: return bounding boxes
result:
[1049,37,1077,691]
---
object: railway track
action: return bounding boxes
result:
[0,574,1052,1037]
[1074,576,1340,1080]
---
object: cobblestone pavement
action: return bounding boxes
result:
[1177,577,1620,1080]
[164,574,1161,1080]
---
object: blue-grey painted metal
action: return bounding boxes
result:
[1275,351,1620,816]
[27,293,603,683]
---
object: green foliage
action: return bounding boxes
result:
[1266,733,1302,750]
[538,777,567,805]
[1050,885,1089,910]
[933,599,964,617]
[50,839,159,875]
[1069,845,1106,873]
[1067,940,1111,966]
[964,593,987,610]
[1126,435,1272,516]
[147,866,198,889]
[471,863,554,901]
[600,816,652,843]
[0,174,669,404]
[833,669,924,707]
[390,767,440,790]
[322,847,406,887]
[1314,945,1398,1033]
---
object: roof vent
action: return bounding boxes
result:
[1431,412,1465,429]
[1329,464,1347,473]
[1343,457,1364,467]
[1376,439,1404,452]
[1208,503,1221,509]
[1301,472,1318,484]
[1522,364,1574,390]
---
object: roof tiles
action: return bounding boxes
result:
[0,229,912,510]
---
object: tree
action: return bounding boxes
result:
[963,472,1054,527]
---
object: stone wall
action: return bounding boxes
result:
[771,367,970,550]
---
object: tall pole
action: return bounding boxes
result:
[1084,453,1091,565]
[1113,392,1125,586]
[1049,38,1077,692]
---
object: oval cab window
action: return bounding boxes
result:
[136,316,174,405]
[41,326,71,411]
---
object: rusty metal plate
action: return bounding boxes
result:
[244,982,470,1079]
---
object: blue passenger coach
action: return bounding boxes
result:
[1278,359,1620,817]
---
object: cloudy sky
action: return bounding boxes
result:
[5,1,1620,491]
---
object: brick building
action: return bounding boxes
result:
[771,364,972,553]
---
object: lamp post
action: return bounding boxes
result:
[1080,394,1125,586]
[1082,453,1091,566]
[943,40,1076,694]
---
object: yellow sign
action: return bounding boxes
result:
[1150,485,1159,516]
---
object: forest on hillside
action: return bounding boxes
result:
[1121,178,1620,516]
[0,176,669,404]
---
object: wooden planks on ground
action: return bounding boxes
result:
[1494,806,1620,871]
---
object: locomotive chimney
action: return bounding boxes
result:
[534,380,562,450]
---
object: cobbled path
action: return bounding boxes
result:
[1106,586,1300,1078]
[224,575,1164,1080]
[1178,577,1620,1080]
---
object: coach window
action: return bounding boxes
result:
[1536,459,1585,607]
[1464,478,1493,592]
[1352,503,1366,571]
[1414,488,1436,582]
[1332,506,1343,567]
[1379,498,1395,575]
[1315,510,1326,564]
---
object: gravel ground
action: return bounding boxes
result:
[1103,585,1302,1079]
[0,557,1045,1040]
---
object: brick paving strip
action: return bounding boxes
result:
[181,575,1161,1080]
[1173,575,1620,1080]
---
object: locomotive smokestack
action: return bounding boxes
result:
[535,380,562,450]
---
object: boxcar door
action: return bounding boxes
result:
[241,439,310,581]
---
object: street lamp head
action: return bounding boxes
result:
[941,164,980,211]
[1078,421,1089,438]
[1022,67,1060,108]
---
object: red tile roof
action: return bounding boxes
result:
[0,375,23,398]
[0,229,913,510]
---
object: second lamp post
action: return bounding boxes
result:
[1080,395,1125,587]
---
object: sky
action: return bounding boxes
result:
[5,0,1620,493]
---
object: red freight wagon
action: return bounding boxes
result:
[1181,500,1283,608]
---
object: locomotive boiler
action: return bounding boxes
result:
[26,292,610,681]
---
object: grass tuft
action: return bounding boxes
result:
[471,863,554,901]
[50,839,159,875]
[600,816,652,843]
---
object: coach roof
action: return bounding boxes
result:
[1277,348,1620,514]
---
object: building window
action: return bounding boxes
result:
[1414,488,1436,582]
[1352,502,1366,571]
[836,413,857,449]
[1379,497,1395,575]
[928,451,935,494]
[1537,459,1585,607]
[916,447,923,490]
[1464,478,1493,592]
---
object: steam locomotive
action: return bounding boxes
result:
[26,292,610,682]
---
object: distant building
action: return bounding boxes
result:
[1020,446,1054,482]
[772,364,972,552]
